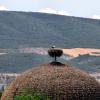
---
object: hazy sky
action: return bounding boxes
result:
[0,0,100,19]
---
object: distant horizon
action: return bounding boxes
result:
[0,0,100,19]
[0,10,100,20]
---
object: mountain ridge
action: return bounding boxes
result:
[0,11,100,73]
[0,11,100,48]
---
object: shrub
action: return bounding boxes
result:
[13,90,49,100]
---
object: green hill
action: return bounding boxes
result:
[0,11,100,73]
[0,11,100,48]
[68,54,100,73]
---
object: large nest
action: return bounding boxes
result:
[1,63,100,100]
[48,49,63,57]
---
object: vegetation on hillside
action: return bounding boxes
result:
[0,11,100,48]
[0,52,99,73]
[0,11,100,73]
[69,54,100,72]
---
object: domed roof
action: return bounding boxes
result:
[1,62,100,100]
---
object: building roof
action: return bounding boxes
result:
[1,62,100,100]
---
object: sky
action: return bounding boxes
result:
[0,0,100,19]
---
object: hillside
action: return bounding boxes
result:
[0,50,99,73]
[0,11,100,73]
[63,48,100,57]
[0,11,100,48]
[68,54,100,73]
